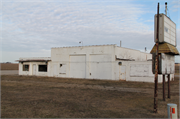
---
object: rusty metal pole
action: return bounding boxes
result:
[163,75,165,101]
[168,74,170,98]
[154,3,159,113]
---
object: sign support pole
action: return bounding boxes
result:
[154,3,159,113]
[163,75,165,101]
[168,74,170,98]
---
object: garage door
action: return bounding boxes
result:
[69,55,86,78]
[90,55,111,80]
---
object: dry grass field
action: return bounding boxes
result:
[1,75,179,118]
[0,63,19,70]
[175,63,180,74]
[175,63,180,66]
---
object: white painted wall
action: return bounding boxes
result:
[50,45,115,80]
[115,61,174,83]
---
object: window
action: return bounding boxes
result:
[38,65,47,72]
[23,65,29,71]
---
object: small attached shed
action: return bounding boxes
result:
[17,57,51,76]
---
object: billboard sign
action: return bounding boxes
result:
[154,14,176,46]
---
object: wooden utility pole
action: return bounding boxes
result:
[154,3,159,113]
[168,74,170,98]
[163,75,165,101]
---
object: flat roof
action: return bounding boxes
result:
[17,59,51,62]
[16,57,51,62]
[51,44,117,49]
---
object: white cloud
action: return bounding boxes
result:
[1,0,179,62]
[170,0,180,12]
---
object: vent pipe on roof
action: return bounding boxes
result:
[165,2,167,16]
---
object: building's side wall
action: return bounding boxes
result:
[50,45,115,80]
[114,60,174,83]
[115,47,152,61]
[19,62,48,76]
[122,61,155,82]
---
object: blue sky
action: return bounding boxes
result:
[0,0,180,63]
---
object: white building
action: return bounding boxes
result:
[18,44,174,83]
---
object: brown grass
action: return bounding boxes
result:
[0,63,19,70]
[175,64,180,74]
[1,75,179,118]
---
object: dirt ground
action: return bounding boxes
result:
[0,70,18,75]
[1,75,179,118]
[175,64,180,74]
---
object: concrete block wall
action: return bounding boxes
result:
[115,60,174,83]
[50,45,116,80]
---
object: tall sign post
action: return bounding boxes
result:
[151,2,179,114]
[154,3,159,113]
[163,75,165,101]
[168,74,170,98]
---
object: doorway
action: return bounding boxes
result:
[32,64,36,75]
[119,65,126,80]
